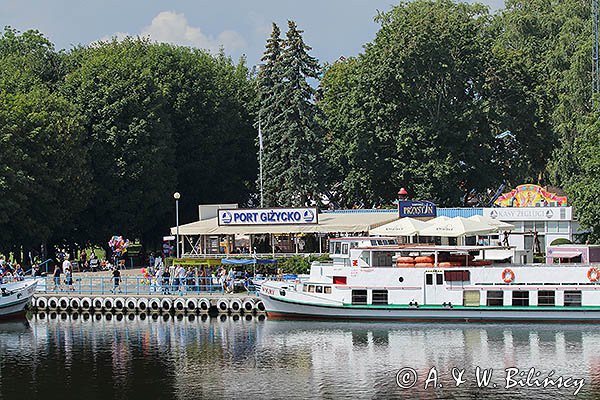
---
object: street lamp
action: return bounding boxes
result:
[174,192,181,259]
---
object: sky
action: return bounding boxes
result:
[1,0,505,68]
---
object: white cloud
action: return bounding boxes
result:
[140,11,245,52]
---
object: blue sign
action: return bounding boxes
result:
[218,208,319,226]
[399,201,436,218]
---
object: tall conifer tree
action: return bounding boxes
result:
[258,20,325,207]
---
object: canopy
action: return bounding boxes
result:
[549,251,582,259]
[468,215,515,231]
[221,259,277,265]
[171,211,397,236]
[369,217,428,236]
[419,216,497,237]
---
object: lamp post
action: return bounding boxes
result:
[174,192,181,259]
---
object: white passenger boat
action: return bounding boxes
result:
[0,280,37,319]
[260,237,600,322]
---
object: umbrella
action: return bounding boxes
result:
[468,215,515,230]
[369,217,428,236]
[419,217,497,238]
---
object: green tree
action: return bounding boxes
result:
[320,0,496,207]
[63,38,176,242]
[259,21,326,206]
[0,28,90,253]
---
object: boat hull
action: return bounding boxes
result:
[261,294,600,323]
[0,280,37,320]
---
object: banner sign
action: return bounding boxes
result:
[218,208,318,226]
[494,184,567,207]
[483,207,571,221]
[399,201,436,218]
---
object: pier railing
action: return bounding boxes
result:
[28,276,258,296]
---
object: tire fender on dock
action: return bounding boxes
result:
[58,297,70,310]
[36,297,47,310]
[137,298,149,312]
[149,298,161,312]
[81,297,92,311]
[217,298,229,312]
[161,298,172,312]
[103,297,114,310]
[186,298,197,312]
[254,300,265,312]
[125,298,137,311]
[93,297,104,310]
[242,298,254,312]
[69,297,81,310]
[173,298,186,312]
[48,297,59,310]
[198,298,211,312]
[229,298,242,313]
[114,297,126,311]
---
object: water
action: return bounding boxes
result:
[1,314,600,399]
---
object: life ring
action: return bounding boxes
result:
[502,268,515,283]
[588,267,600,282]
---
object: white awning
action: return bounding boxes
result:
[419,216,497,237]
[369,217,428,236]
[171,211,397,236]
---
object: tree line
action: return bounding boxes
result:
[1,0,599,258]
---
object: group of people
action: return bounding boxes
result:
[0,257,25,284]
[146,259,252,294]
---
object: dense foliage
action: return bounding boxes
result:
[3,0,600,256]
[0,30,256,256]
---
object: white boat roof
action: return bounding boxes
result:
[354,245,509,252]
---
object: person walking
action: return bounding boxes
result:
[111,266,121,293]
[52,264,61,292]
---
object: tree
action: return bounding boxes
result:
[320,0,496,207]
[62,38,176,242]
[259,21,326,206]
[0,28,91,254]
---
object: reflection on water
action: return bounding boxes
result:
[1,314,600,399]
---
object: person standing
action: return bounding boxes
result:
[80,250,88,272]
[65,263,74,292]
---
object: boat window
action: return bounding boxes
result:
[308,285,315,293]
[329,242,335,253]
[334,242,342,254]
[342,243,349,254]
[512,291,529,306]
[351,289,368,305]
[463,290,480,307]
[486,291,503,306]
[316,286,323,293]
[564,291,582,307]
[426,274,433,286]
[444,270,470,282]
[538,290,555,306]
[333,276,347,285]
[324,286,332,294]
[372,289,388,305]
[350,242,359,249]
[302,285,308,292]
[370,240,378,246]
[436,273,443,285]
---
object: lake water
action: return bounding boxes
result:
[1,313,599,399]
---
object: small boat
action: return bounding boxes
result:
[0,280,37,319]
[259,237,600,322]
